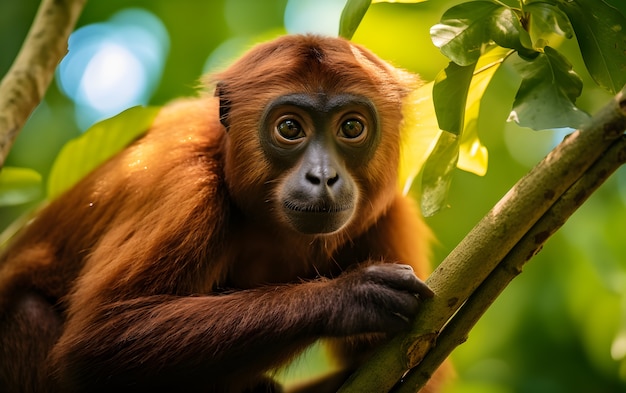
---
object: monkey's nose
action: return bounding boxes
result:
[305,169,339,188]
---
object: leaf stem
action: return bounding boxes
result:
[473,48,514,75]
[492,0,510,8]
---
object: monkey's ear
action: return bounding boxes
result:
[214,82,230,130]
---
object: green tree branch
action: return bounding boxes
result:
[339,85,626,392]
[398,133,626,392]
[0,0,86,169]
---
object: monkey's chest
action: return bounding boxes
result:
[224,235,329,289]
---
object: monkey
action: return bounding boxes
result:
[0,35,441,392]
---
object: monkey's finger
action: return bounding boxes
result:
[386,264,434,299]
[412,277,434,299]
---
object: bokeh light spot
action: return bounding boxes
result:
[57,8,169,130]
[79,43,147,114]
[284,0,347,36]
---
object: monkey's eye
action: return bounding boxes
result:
[276,119,305,141]
[339,119,365,139]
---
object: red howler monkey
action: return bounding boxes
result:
[0,35,439,392]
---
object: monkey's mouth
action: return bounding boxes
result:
[283,201,353,214]
[281,200,355,234]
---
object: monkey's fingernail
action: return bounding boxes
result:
[392,312,410,323]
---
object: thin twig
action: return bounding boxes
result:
[0,0,86,168]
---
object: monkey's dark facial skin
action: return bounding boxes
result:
[260,93,379,234]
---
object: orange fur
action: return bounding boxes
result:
[0,35,441,392]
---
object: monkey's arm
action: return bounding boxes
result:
[50,263,430,391]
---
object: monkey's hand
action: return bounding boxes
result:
[323,263,434,336]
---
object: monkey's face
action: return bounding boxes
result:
[214,35,410,237]
[259,93,380,234]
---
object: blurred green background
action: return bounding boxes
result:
[2,0,626,392]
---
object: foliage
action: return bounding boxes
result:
[343,0,626,215]
[341,1,626,390]
[340,0,428,39]
[0,167,41,206]
[0,107,159,208]
[47,106,159,199]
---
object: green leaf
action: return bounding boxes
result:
[458,117,488,176]
[431,2,535,65]
[508,46,590,130]
[339,0,429,38]
[457,46,512,175]
[339,0,371,39]
[420,131,459,216]
[526,2,573,48]
[0,167,42,206]
[398,81,443,195]
[48,106,161,199]
[557,0,626,94]
[430,1,502,66]
[433,61,476,135]
[399,47,509,196]
[489,6,533,53]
